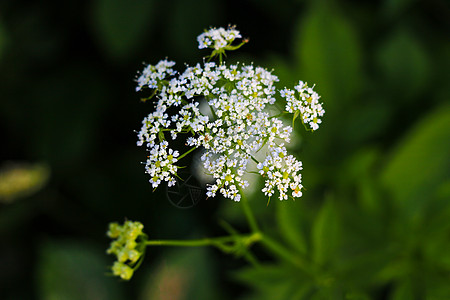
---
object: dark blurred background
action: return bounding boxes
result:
[0,0,449,299]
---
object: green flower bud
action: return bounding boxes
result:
[125,239,137,250]
[128,249,141,264]
[112,262,134,280]
[107,220,146,279]
[107,222,122,239]
[119,248,131,263]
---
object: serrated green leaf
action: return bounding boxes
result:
[312,196,340,266]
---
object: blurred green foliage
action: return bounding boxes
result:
[0,0,449,299]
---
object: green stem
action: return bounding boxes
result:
[144,233,261,249]
[242,250,261,268]
[238,187,260,233]
[144,235,235,247]
[209,103,218,120]
[177,146,197,161]
[249,154,260,164]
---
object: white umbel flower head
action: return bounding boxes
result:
[135,26,325,203]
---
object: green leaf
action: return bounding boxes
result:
[294,2,363,110]
[312,196,340,266]
[91,0,155,61]
[342,147,383,213]
[36,240,125,300]
[390,280,414,300]
[380,104,450,218]
[234,264,312,300]
[376,27,430,100]
[345,291,372,300]
[158,130,165,142]
[425,276,450,300]
[341,99,392,146]
[423,230,450,272]
[235,264,294,289]
[276,200,308,255]
[422,190,450,271]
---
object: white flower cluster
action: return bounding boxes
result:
[280,81,325,131]
[145,141,179,188]
[135,59,176,92]
[257,145,303,200]
[197,26,242,50]
[135,27,325,202]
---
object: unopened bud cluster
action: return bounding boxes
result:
[135,26,325,202]
[106,221,146,280]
